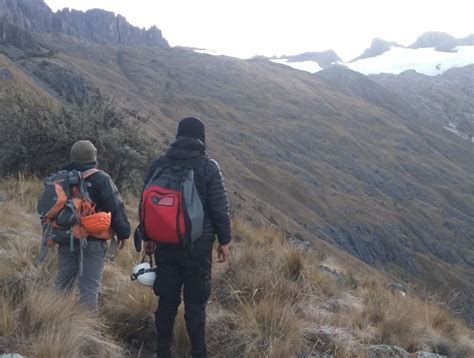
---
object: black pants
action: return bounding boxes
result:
[153,242,212,358]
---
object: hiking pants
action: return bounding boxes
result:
[56,240,107,311]
[153,243,212,358]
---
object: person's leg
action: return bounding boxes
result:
[154,246,184,358]
[56,244,79,292]
[78,240,106,312]
[183,243,213,358]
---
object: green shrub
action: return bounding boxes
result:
[0,94,159,190]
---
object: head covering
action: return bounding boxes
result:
[70,140,97,163]
[176,117,205,143]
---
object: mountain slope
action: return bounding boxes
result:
[371,65,474,141]
[1,0,474,324]
[1,179,472,357]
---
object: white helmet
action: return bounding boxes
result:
[131,260,156,286]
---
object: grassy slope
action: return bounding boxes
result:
[0,178,473,357]
[1,32,473,321]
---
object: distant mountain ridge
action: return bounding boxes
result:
[271,31,474,76]
[272,50,341,68]
[0,0,169,48]
[357,31,474,59]
[352,38,403,62]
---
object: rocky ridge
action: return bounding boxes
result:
[274,50,342,68]
[0,0,168,48]
[352,31,474,61]
[352,38,403,61]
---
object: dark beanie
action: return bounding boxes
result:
[70,140,97,163]
[176,117,205,143]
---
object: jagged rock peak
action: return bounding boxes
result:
[409,31,457,51]
[352,37,402,62]
[0,0,169,47]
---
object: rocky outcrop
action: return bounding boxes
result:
[27,60,93,103]
[0,16,37,49]
[0,0,52,32]
[282,50,341,68]
[352,38,402,61]
[0,0,168,47]
[0,65,13,79]
[51,9,168,47]
[409,31,457,51]
[367,345,446,358]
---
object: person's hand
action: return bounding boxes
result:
[144,241,156,256]
[118,239,127,250]
[217,244,229,263]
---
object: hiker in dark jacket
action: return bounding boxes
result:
[56,140,130,311]
[140,117,231,358]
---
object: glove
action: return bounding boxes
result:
[144,241,156,256]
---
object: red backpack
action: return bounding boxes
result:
[140,159,205,250]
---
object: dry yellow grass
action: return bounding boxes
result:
[0,177,473,357]
[0,285,122,357]
[0,293,15,337]
[341,279,474,356]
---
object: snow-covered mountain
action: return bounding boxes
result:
[270,32,474,76]
[271,59,323,73]
[346,45,474,76]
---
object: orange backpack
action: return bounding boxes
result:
[37,169,112,249]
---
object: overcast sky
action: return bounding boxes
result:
[44,0,474,61]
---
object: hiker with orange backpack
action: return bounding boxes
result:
[37,140,130,311]
[135,117,232,358]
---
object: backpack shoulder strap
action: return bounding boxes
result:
[146,157,170,183]
[82,168,102,179]
[78,169,102,199]
[185,157,208,205]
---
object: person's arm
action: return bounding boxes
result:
[207,160,232,246]
[97,173,131,241]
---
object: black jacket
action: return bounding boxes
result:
[63,162,131,240]
[144,137,232,245]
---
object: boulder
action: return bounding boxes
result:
[0,66,13,79]
[367,345,410,357]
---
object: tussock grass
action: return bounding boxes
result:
[0,173,43,211]
[1,287,122,357]
[0,177,473,357]
[237,297,300,358]
[0,293,15,337]
[342,279,474,356]
[281,247,307,281]
[101,269,157,344]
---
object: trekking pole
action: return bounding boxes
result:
[34,223,51,266]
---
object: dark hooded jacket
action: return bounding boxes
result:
[63,162,131,241]
[144,137,232,246]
